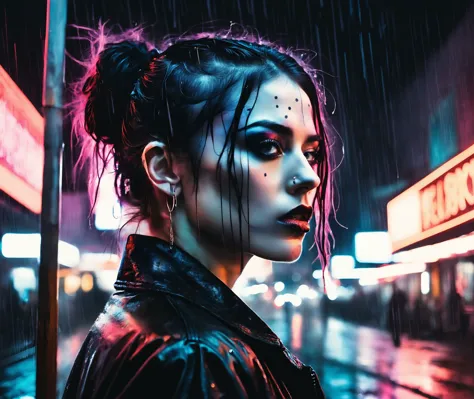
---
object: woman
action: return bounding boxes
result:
[63,26,333,398]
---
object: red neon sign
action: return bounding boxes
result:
[0,66,44,214]
[421,155,474,231]
[388,144,474,252]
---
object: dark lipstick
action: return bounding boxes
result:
[277,205,313,234]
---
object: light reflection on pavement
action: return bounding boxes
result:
[264,304,474,399]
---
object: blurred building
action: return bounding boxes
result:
[0,66,118,365]
[0,65,44,363]
[381,6,474,337]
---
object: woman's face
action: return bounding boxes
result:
[179,75,322,262]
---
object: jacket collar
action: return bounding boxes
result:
[114,234,282,347]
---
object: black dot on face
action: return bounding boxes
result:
[288,106,291,110]
[285,115,288,119]
[276,105,279,108]
[308,104,310,107]
[295,98,299,102]
[247,108,252,112]
[264,173,267,177]
[274,96,278,99]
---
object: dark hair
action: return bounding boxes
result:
[70,25,335,269]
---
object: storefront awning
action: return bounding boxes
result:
[387,144,474,252]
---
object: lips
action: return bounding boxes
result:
[277,205,313,234]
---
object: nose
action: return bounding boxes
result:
[287,159,321,196]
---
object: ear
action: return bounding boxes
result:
[141,141,182,197]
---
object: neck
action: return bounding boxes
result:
[171,207,251,288]
[126,206,250,288]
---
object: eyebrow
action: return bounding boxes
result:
[238,119,322,143]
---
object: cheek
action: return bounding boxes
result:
[180,143,232,221]
[230,148,281,206]
[247,163,280,206]
[181,149,281,222]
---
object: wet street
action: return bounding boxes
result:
[266,308,474,399]
[1,305,473,399]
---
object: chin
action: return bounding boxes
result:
[252,238,304,263]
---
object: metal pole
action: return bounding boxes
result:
[36,0,68,397]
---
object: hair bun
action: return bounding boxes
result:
[82,40,150,147]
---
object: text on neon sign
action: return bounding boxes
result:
[421,155,474,231]
[0,99,43,192]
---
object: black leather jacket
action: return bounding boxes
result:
[63,234,325,398]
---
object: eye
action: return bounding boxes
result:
[247,136,284,160]
[304,147,323,166]
[260,139,283,157]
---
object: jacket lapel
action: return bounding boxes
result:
[114,234,283,347]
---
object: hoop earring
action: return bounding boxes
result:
[167,186,178,248]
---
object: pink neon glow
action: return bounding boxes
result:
[0,100,43,191]
[0,66,44,214]
[291,313,303,351]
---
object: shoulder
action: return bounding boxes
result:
[63,292,267,398]
[63,329,263,398]
[62,291,185,397]
[98,290,189,338]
